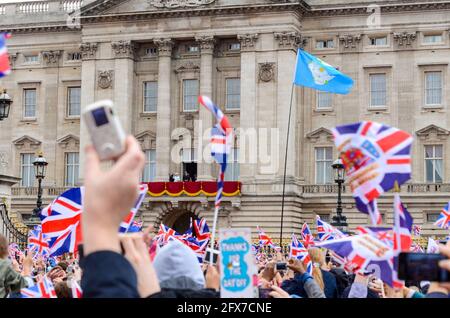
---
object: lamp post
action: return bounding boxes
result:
[0,90,12,121]
[331,158,348,232]
[29,152,48,227]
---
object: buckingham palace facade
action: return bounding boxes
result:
[1,0,450,241]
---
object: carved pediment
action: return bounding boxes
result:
[136,130,156,149]
[13,135,41,150]
[416,125,449,141]
[306,127,333,143]
[57,134,80,149]
[175,61,200,74]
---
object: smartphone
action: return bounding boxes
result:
[276,262,287,271]
[205,248,219,265]
[398,252,450,282]
[82,100,126,161]
[258,288,272,299]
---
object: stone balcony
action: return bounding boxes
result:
[0,0,93,27]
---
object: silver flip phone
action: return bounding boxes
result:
[82,100,126,161]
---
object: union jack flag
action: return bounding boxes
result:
[192,218,211,247]
[316,215,345,241]
[28,225,50,258]
[356,226,394,248]
[300,222,315,248]
[119,184,148,233]
[8,243,23,260]
[393,193,413,252]
[41,188,83,256]
[70,279,83,299]
[427,237,440,254]
[0,33,11,78]
[412,225,422,237]
[198,96,232,210]
[184,236,207,263]
[290,234,312,274]
[316,234,399,287]
[154,224,183,245]
[410,243,424,253]
[21,277,57,298]
[332,121,413,217]
[127,220,143,233]
[434,202,450,229]
[257,226,281,251]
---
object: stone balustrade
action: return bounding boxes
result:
[0,0,84,19]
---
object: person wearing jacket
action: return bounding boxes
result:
[280,258,326,298]
[0,235,33,298]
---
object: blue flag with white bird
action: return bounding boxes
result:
[293,49,354,94]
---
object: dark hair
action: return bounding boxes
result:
[0,234,8,259]
[57,261,69,271]
[55,281,72,298]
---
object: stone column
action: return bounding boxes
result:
[274,32,300,179]
[154,39,174,181]
[237,34,259,183]
[195,35,215,181]
[111,40,136,134]
[79,42,98,181]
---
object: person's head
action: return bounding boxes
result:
[153,239,205,290]
[0,234,8,259]
[54,281,72,298]
[308,248,326,290]
[57,261,68,271]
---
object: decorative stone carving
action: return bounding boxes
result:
[8,52,18,68]
[339,34,362,49]
[57,134,80,149]
[175,61,200,74]
[274,31,305,50]
[416,125,450,141]
[12,135,41,150]
[97,70,114,89]
[151,0,215,8]
[258,62,275,82]
[79,42,98,60]
[41,50,61,66]
[195,35,215,54]
[0,152,8,170]
[153,38,174,57]
[393,32,417,46]
[306,127,334,143]
[135,130,157,149]
[111,40,136,59]
[237,33,259,51]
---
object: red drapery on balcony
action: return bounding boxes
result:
[144,182,241,197]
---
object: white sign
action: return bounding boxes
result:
[219,228,258,298]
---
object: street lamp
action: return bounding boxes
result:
[331,158,348,232]
[0,90,12,121]
[29,152,48,226]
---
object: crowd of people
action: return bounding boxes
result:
[1,135,450,299]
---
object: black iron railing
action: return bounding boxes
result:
[0,203,28,249]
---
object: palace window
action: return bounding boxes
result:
[228,42,241,51]
[317,91,333,109]
[427,212,440,223]
[225,78,240,110]
[181,148,197,181]
[317,214,331,222]
[316,39,334,49]
[225,148,240,181]
[425,145,443,183]
[183,79,199,112]
[23,88,37,118]
[145,47,158,57]
[315,147,333,184]
[369,36,387,46]
[423,34,443,44]
[20,153,35,187]
[67,87,81,117]
[65,152,79,187]
[425,71,442,106]
[24,55,39,63]
[143,81,158,113]
[67,52,81,61]
[369,74,387,107]
[142,149,156,182]
[186,45,199,53]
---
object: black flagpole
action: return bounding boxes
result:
[279,83,295,247]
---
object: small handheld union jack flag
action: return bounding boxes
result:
[300,222,315,248]
[434,201,450,229]
[290,233,312,274]
[257,226,281,251]
[412,225,422,237]
[27,225,50,259]
[316,215,346,241]
[21,276,57,298]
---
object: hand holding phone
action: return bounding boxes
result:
[398,252,450,282]
[82,100,126,161]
